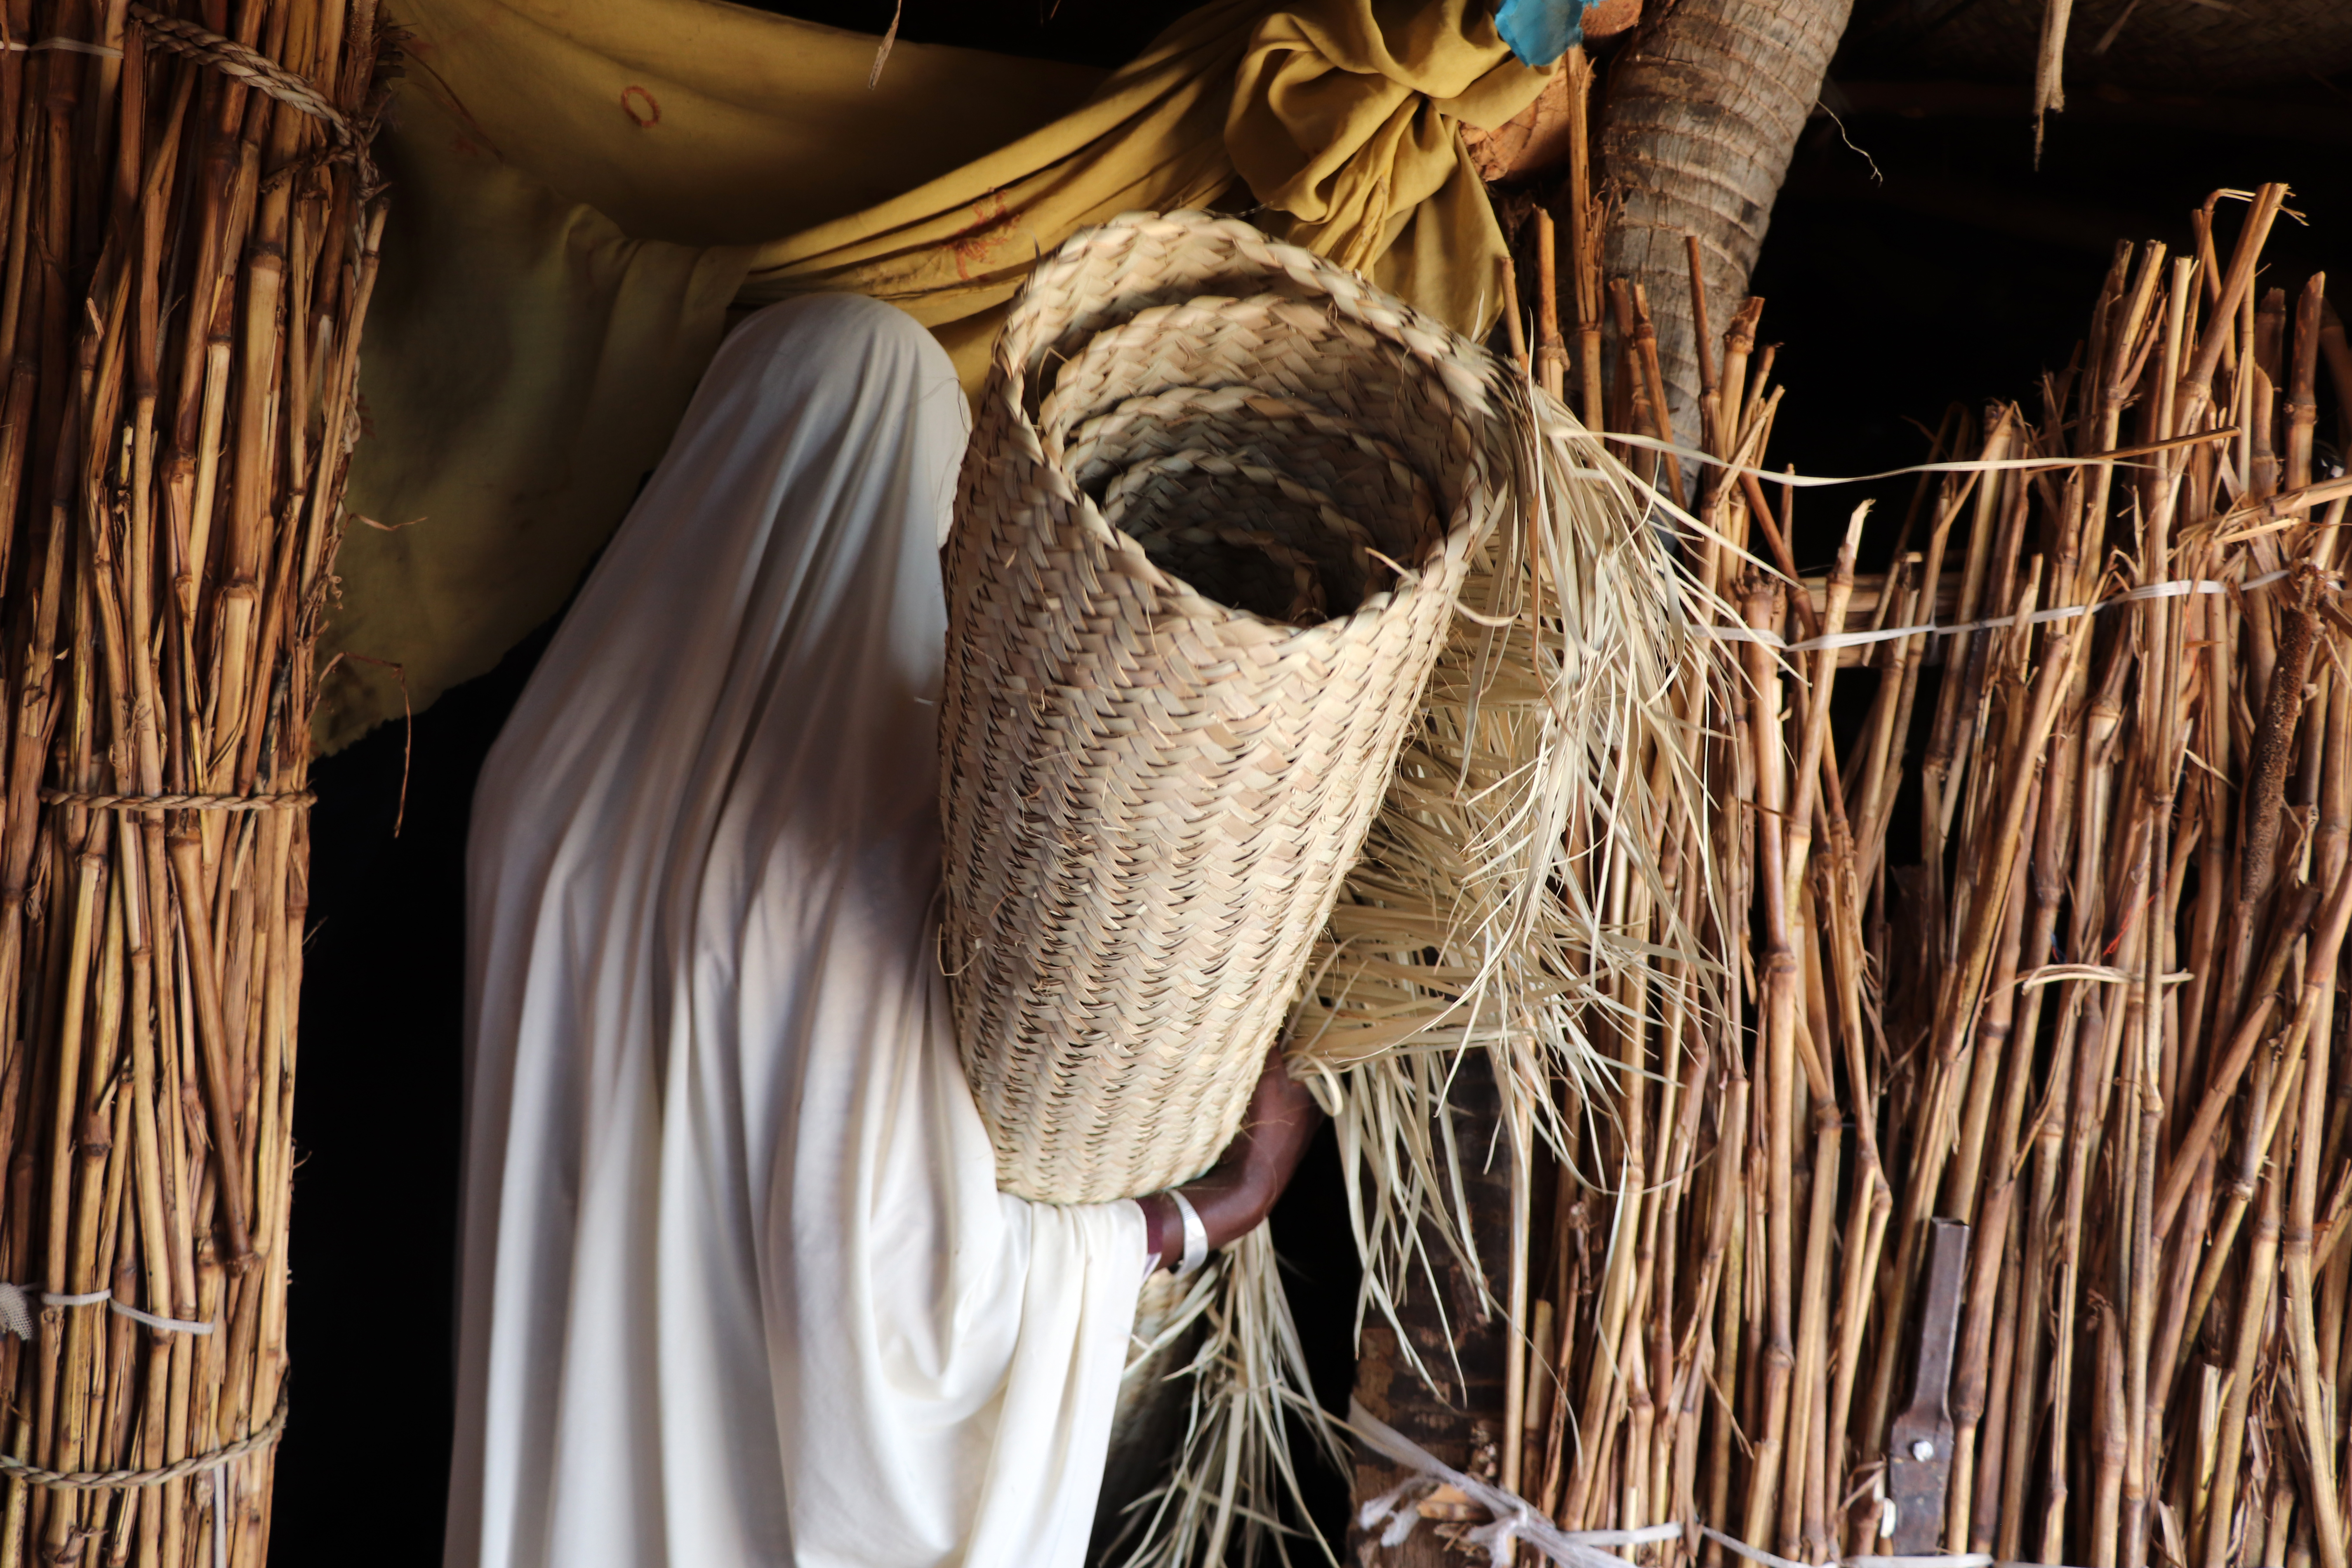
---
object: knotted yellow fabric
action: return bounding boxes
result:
[326,0,1544,748]
[1234,0,1544,301]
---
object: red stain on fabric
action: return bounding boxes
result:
[622,86,661,129]
[949,193,1013,281]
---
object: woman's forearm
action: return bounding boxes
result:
[1140,1050,1323,1271]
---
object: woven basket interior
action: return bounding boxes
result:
[1064,388,1437,526]
[1038,294,1467,627]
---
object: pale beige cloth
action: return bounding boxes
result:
[452,294,1151,1568]
[327,0,1544,749]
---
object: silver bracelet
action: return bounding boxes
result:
[1168,1189,1209,1278]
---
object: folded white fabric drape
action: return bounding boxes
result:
[449,295,1150,1568]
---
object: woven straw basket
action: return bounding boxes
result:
[941,211,1529,1204]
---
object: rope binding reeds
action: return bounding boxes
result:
[126,3,355,144]
[36,789,316,812]
[0,1389,288,1493]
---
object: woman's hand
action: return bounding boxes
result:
[1139,1049,1323,1272]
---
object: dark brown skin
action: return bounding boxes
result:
[1137,1049,1323,1270]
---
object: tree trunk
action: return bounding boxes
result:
[1347,1056,1514,1564]
[1598,0,1855,454]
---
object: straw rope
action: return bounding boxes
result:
[127,4,353,144]
[0,1387,287,1491]
[37,788,314,812]
[940,211,1528,1204]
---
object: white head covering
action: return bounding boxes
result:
[449,294,1148,1568]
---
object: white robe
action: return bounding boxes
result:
[446,294,1150,1568]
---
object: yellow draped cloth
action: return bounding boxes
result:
[327,0,1544,748]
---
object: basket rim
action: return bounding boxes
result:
[1001,211,1497,400]
[975,210,1515,651]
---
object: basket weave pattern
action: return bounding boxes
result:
[941,212,1527,1204]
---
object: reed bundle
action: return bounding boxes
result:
[0,3,385,1565]
[1474,160,2352,1568]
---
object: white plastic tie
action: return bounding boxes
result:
[41,1288,111,1307]
[1350,1396,2099,1568]
[2,36,123,57]
[0,1286,217,1338]
[0,1284,242,1568]
[111,1298,217,1335]
[1348,1397,1680,1568]
[1700,1527,1815,1568]
[1604,428,2225,490]
[1708,575,2268,655]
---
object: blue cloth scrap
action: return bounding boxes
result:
[1495,0,1584,66]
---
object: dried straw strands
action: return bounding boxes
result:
[1492,179,2352,1568]
[0,3,386,1565]
[1096,243,1718,1562]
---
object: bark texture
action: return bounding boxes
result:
[1598,0,1855,452]
[1347,1058,1513,1564]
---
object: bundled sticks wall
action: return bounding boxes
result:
[0,4,384,1565]
[1467,151,2352,1568]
